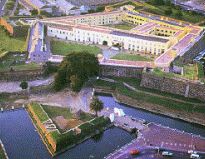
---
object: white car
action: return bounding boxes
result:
[162,151,173,156]
[190,153,200,159]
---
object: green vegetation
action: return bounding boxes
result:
[0,145,6,159]
[90,97,104,116]
[28,103,111,154]
[107,23,136,30]
[0,52,41,72]
[0,27,26,55]
[111,0,205,23]
[142,0,205,23]
[42,105,93,122]
[20,81,28,90]
[29,103,49,122]
[54,52,99,91]
[153,64,202,81]
[5,0,15,11]
[111,53,153,61]
[93,77,205,114]
[198,63,205,83]
[51,40,101,56]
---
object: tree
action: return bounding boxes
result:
[164,0,171,6]
[70,75,83,92]
[148,0,164,5]
[164,8,172,15]
[54,52,99,91]
[90,97,104,116]
[31,9,38,16]
[43,61,58,77]
[174,10,183,19]
[20,81,28,90]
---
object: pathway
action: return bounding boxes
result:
[0,76,54,93]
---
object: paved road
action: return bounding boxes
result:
[0,76,54,93]
[0,0,7,16]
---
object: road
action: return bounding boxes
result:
[0,0,7,16]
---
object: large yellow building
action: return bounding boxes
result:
[40,5,204,67]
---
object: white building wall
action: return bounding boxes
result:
[47,26,169,55]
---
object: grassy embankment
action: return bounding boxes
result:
[153,63,205,82]
[93,77,205,114]
[0,145,6,159]
[0,28,40,71]
[27,103,111,156]
[51,40,102,56]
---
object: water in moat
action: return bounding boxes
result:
[0,94,205,159]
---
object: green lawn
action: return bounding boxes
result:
[41,105,73,120]
[29,103,49,122]
[107,23,136,30]
[153,64,201,81]
[0,27,26,55]
[51,40,101,56]
[42,105,93,122]
[111,53,153,61]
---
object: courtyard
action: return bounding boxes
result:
[51,40,102,56]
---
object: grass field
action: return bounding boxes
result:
[42,105,93,122]
[111,53,153,61]
[0,53,41,72]
[107,23,136,30]
[0,28,26,55]
[29,103,49,122]
[153,64,201,81]
[51,40,102,56]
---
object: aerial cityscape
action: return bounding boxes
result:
[0,0,205,159]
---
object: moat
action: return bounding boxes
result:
[0,94,205,159]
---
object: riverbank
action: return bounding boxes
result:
[94,87,205,127]
[0,140,8,159]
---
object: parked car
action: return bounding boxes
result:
[162,151,173,156]
[129,149,140,155]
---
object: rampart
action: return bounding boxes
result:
[140,73,205,102]
[100,65,143,78]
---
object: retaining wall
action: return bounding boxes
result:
[100,65,143,78]
[140,73,205,101]
[0,69,44,81]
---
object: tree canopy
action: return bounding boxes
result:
[54,52,99,91]
[20,81,28,90]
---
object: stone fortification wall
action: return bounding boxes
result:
[140,73,205,101]
[0,69,44,81]
[100,65,143,78]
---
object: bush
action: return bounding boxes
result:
[56,130,77,151]
[91,117,111,129]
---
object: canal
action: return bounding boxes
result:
[0,94,205,159]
